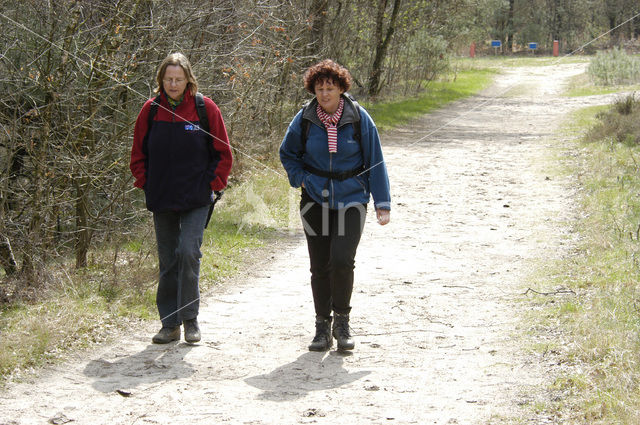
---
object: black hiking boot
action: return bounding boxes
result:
[152,325,180,344]
[333,313,355,351]
[308,316,332,351]
[183,318,201,343]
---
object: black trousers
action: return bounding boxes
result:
[300,189,367,318]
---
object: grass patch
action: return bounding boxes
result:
[0,293,136,377]
[364,68,497,132]
[0,170,293,382]
[565,71,640,97]
[199,170,294,282]
[565,104,611,133]
[522,99,640,423]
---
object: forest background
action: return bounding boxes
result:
[0,0,637,279]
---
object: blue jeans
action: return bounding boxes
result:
[153,205,209,327]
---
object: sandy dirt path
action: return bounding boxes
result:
[0,63,622,425]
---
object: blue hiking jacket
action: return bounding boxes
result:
[279,95,391,210]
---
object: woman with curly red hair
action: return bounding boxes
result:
[280,59,391,352]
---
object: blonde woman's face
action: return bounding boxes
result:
[162,65,188,101]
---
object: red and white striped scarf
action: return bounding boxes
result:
[316,97,344,153]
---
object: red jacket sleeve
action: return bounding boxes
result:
[130,99,153,189]
[204,97,233,191]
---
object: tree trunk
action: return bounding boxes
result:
[368,0,402,98]
[307,0,329,60]
[74,177,90,269]
[506,0,514,52]
[550,0,560,45]
[71,0,142,269]
[21,100,51,278]
[0,235,17,275]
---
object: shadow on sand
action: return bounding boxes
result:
[83,342,195,393]
[244,350,371,401]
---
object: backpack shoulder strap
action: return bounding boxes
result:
[344,93,361,145]
[299,101,312,157]
[194,92,210,133]
[147,94,162,132]
[143,95,162,156]
[193,93,221,222]
[195,92,217,163]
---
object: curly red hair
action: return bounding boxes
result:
[303,59,352,94]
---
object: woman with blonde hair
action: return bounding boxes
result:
[130,52,233,344]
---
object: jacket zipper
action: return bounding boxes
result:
[329,151,334,207]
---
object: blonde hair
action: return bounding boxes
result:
[155,52,198,95]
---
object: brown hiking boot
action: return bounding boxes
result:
[183,318,201,343]
[152,326,180,344]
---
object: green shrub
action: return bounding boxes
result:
[588,48,640,86]
[586,94,640,145]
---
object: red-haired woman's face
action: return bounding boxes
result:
[314,79,344,114]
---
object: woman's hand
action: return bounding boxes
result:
[376,208,390,226]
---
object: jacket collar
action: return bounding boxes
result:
[158,90,195,110]
[303,93,358,129]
